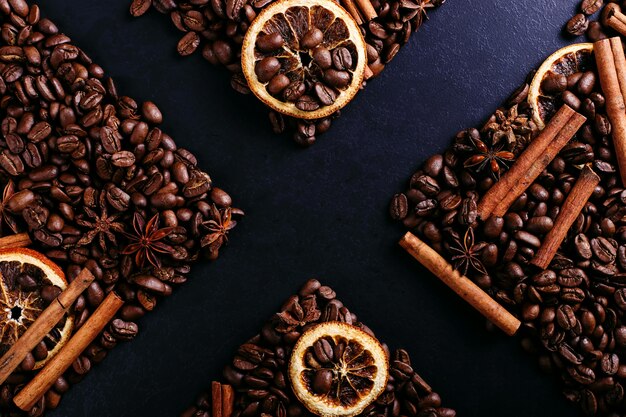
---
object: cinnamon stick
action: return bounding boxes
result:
[602,4,626,35]
[531,166,600,270]
[354,0,377,21]
[364,65,374,80]
[0,233,31,249]
[341,0,364,25]
[0,268,95,385]
[477,105,586,219]
[221,384,235,417]
[14,292,124,411]
[212,381,222,417]
[596,37,626,186]
[399,232,521,336]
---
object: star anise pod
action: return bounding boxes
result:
[448,227,488,276]
[121,212,174,268]
[76,195,125,251]
[200,204,236,249]
[274,294,321,333]
[482,104,535,154]
[0,181,20,234]
[463,133,515,180]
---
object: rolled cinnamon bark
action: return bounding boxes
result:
[596,38,626,185]
[341,0,364,25]
[0,268,95,385]
[0,233,31,249]
[212,381,223,417]
[477,105,585,220]
[13,292,124,411]
[221,384,235,417]
[399,232,521,336]
[531,166,600,270]
[354,0,377,21]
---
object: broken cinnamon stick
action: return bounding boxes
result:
[221,384,235,417]
[0,233,31,249]
[531,166,600,270]
[354,0,377,21]
[602,4,626,36]
[477,105,586,220]
[341,0,364,25]
[212,381,222,417]
[0,268,95,385]
[596,37,626,186]
[399,232,521,336]
[14,291,124,411]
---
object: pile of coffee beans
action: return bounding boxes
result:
[129,0,444,146]
[389,40,626,415]
[0,0,242,415]
[183,279,456,417]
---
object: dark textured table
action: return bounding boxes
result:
[38,1,581,416]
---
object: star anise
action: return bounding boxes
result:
[462,133,515,180]
[200,204,236,249]
[274,294,321,333]
[121,212,174,268]
[0,181,20,235]
[448,227,488,276]
[482,104,535,154]
[76,195,125,251]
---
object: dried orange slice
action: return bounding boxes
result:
[241,0,367,120]
[528,43,594,129]
[0,248,73,369]
[289,322,389,417]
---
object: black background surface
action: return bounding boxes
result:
[34,1,582,416]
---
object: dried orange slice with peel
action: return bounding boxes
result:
[241,0,367,120]
[289,321,389,417]
[528,43,594,129]
[0,248,73,369]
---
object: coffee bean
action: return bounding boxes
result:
[323,69,351,89]
[566,13,588,36]
[301,28,323,49]
[178,31,200,56]
[255,57,281,83]
[267,74,290,95]
[541,74,567,94]
[312,369,333,394]
[390,193,408,220]
[581,0,603,15]
[142,101,163,124]
[562,90,582,110]
[577,71,595,96]
[314,83,337,106]
[256,33,284,52]
[312,47,332,69]
[331,47,353,70]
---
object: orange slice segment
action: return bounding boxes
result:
[289,322,389,417]
[241,0,367,120]
[0,248,73,369]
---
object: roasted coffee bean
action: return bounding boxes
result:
[541,74,567,94]
[566,13,588,36]
[256,33,284,52]
[178,31,200,56]
[390,193,408,220]
[331,47,352,70]
[255,57,280,83]
[581,0,603,15]
[301,28,323,49]
[323,69,350,89]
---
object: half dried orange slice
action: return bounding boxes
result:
[528,43,594,129]
[289,322,389,417]
[241,0,367,120]
[0,248,73,369]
